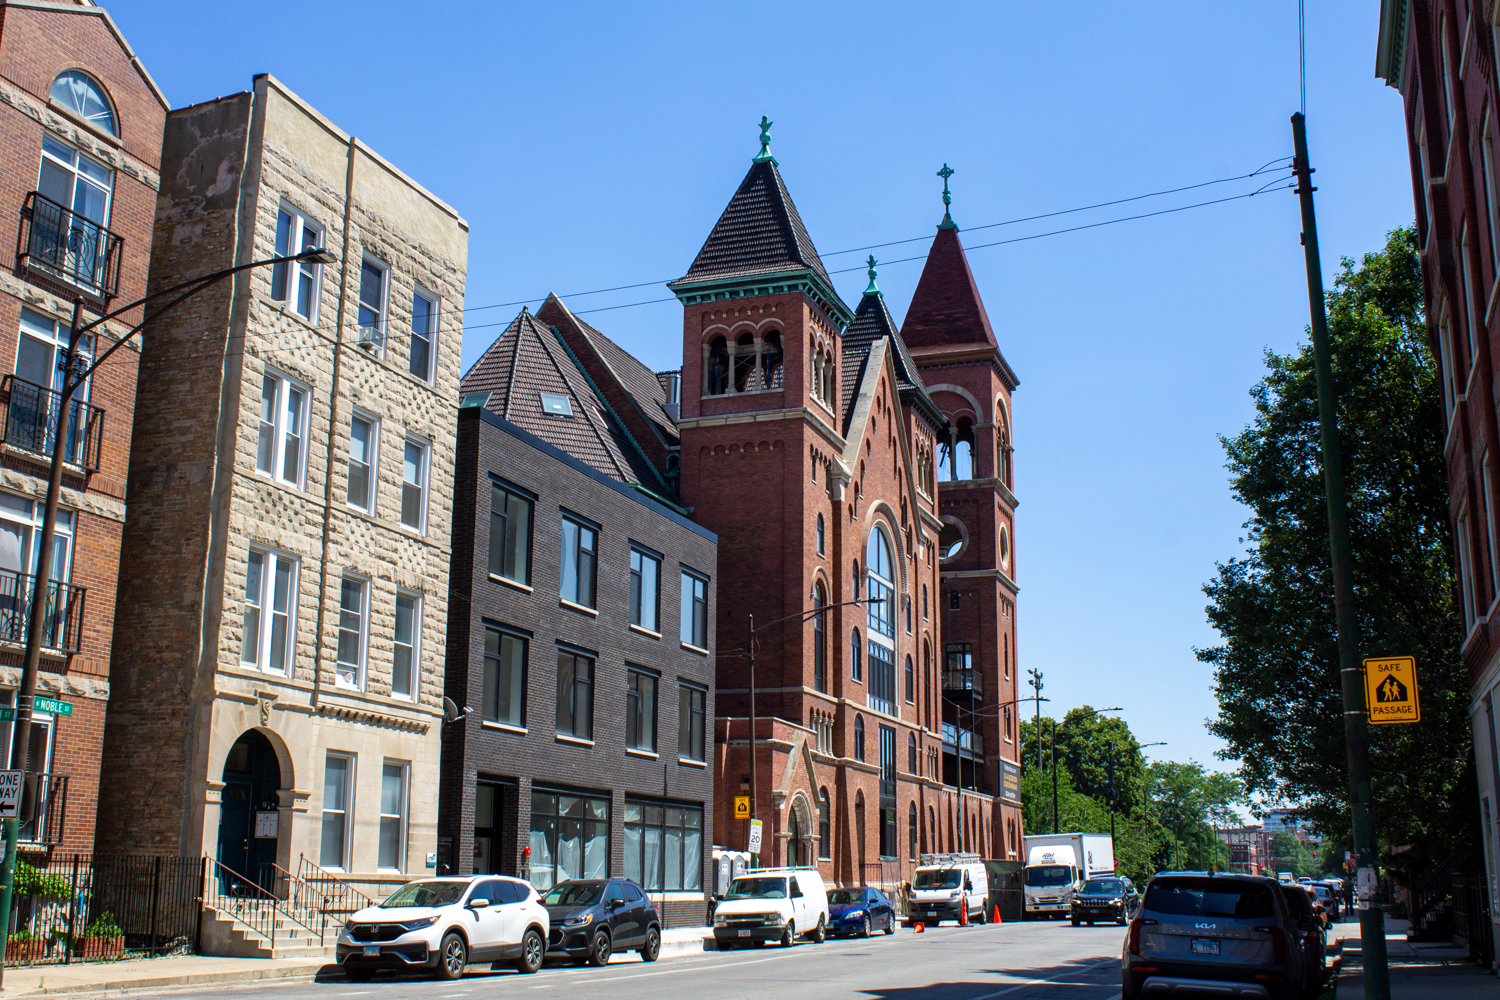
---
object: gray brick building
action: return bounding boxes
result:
[97,75,467,910]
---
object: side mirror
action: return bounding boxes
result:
[467,898,489,909]
[715,893,725,901]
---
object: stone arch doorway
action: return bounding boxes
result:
[217,730,282,890]
[786,794,813,867]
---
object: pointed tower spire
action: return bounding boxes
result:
[937,163,957,229]
[754,115,777,164]
[864,255,879,296]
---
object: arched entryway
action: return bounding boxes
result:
[217,730,282,890]
[786,794,814,867]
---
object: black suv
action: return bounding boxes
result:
[540,879,662,966]
[1072,875,1140,926]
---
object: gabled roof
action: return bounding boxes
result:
[459,308,663,490]
[843,289,943,433]
[900,225,1000,350]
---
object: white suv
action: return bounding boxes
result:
[337,875,549,981]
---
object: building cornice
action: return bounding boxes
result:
[677,405,849,462]
[940,566,1020,594]
[669,269,852,329]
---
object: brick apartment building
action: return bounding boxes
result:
[1377,0,1500,959]
[0,0,165,852]
[439,304,717,927]
[96,76,467,910]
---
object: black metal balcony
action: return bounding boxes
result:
[942,667,984,697]
[0,375,105,472]
[0,571,85,653]
[18,772,67,845]
[18,191,123,302]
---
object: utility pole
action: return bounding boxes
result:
[1106,744,1117,845]
[1051,719,1059,834]
[1290,111,1389,1000]
[747,613,758,866]
[1027,669,1043,772]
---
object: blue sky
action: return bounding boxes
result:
[108,2,1412,780]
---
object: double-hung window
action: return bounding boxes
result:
[556,647,594,740]
[489,481,533,585]
[627,667,658,753]
[336,577,368,689]
[347,413,377,512]
[410,290,437,381]
[678,682,706,761]
[630,547,660,632]
[679,569,707,649]
[392,591,419,700]
[356,258,388,351]
[560,515,597,608]
[378,760,408,871]
[257,372,308,488]
[401,437,429,531]
[271,207,323,320]
[15,308,95,466]
[241,548,296,672]
[319,753,353,869]
[37,136,113,290]
[482,627,527,728]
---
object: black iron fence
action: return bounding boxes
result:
[1452,870,1494,967]
[0,571,85,654]
[3,854,205,966]
[17,192,122,301]
[0,376,105,473]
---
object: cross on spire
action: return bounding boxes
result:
[937,163,957,228]
[865,255,879,295]
[754,115,777,164]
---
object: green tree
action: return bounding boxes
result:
[1020,757,1109,835]
[1267,832,1314,877]
[1020,707,1144,813]
[1198,226,1478,872]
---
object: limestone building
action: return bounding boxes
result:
[96,76,467,902]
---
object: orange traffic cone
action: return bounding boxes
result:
[914,921,925,933]
[993,904,1002,924]
[959,894,969,926]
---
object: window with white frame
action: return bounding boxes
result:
[630,547,660,632]
[560,515,597,608]
[271,207,324,320]
[1459,510,1478,627]
[320,753,353,869]
[357,258,388,351]
[410,290,437,381]
[1462,225,1479,365]
[378,760,408,871]
[393,591,419,699]
[1484,108,1500,277]
[38,135,112,228]
[1442,15,1457,138]
[257,372,308,487]
[679,569,707,649]
[401,438,429,531]
[347,413,377,512]
[241,547,295,672]
[1485,456,1500,607]
[336,577,367,688]
[15,308,94,465]
[866,528,897,715]
[1439,305,1458,420]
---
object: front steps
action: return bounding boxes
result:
[199,904,333,960]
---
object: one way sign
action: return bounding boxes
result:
[0,770,23,819]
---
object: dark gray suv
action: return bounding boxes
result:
[1123,873,1308,1000]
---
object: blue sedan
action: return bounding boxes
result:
[826,887,896,937]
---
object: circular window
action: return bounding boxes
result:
[938,516,967,562]
[51,71,116,136]
[999,524,1011,570]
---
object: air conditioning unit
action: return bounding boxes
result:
[356,324,384,351]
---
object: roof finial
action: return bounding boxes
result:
[937,163,958,229]
[864,255,879,295]
[754,115,777,164]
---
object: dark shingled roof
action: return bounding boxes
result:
[670,159,834,290]
[459,308,662,489]
[842,290,943,435]
[900,225,1000,350]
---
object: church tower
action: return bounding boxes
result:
[901,166,1025,861]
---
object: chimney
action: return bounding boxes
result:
[663,371,681,422]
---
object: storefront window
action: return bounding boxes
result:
[623,799,702,891]
[528,790,608,890]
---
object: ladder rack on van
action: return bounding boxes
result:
[918,853,983,865]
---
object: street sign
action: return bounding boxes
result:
[1363,656,1420,724]
[747,818,763,854]
[0,771,21,820]
[733,795,750,819]
[27,696,71,718]
[0,709,15,722]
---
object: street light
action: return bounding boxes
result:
[1135,741,1167,868]
[0,245,336,986]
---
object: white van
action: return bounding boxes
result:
[909,856,990,925]
[712,867,830,948]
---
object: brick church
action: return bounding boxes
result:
[469,122,1024,890]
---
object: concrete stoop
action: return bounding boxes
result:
[198,904,334,960]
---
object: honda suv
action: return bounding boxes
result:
[337,875,549,981]
[1123,872,1307,1000]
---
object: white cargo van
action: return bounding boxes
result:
[908,854,990,925]
[711,867,829,948]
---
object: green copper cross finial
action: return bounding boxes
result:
[754,115,777,164]
[864,255,879,295]
[937,163,958,228]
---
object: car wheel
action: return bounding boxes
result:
[780,923,795,948]
[1086,920,1095,926]
[1117,914,1128,926]
[883,914,895,935]
[436,932,467,981]
[811,915,826,943]
[639,925,661,962]
[515,928,544,975]
[975,908,985,925]
[587,929,612,967]
[344,965,374,982]
[1070,917,1080,927]
[860,914,872,938]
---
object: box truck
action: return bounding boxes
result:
[1022,832,1114,919]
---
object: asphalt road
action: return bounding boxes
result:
[108,919,1131,1000]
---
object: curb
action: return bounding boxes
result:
[659,936,714,958]
[0,961,333,996]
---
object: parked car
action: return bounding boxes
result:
[539,878,661,966]
[712,867,829,948]
[1310,882,1340,920]
[827,887,896,937]
[337,875,548,981]
[1123,872,1309,1000]
[1280,882,1328,994]
[1071,875,1139,926]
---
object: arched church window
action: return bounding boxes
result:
[761,331,783,389]
[822,351,835,406]
[707,337,729,395]
[818,788,831,859]
[850,627,861,682]
[816,513,825,555]
[997,406,1013,487]
[733,333,756,392]
[812,582,827,693]
[51,70,117,136]
[854,714,865,761]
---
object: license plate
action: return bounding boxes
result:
[362,946,381,957]
[737,930,751,937]
[1190,938,1220,956]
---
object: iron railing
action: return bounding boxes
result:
[1452,870,1494,967]
[18,192,122,302]
[941,722,984,757]
[259,859,372,946]
[203,857,318,949]
[942,668,984,695]
[0,375,105,472]
[0,571,85,652]
[295,854,374,924]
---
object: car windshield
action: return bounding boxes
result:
[380,880,469,908]
[1023,866,1073,887]
[543,882,604,907]
[1082,879,1124,894]
[1144,878,1275,919]
[828,890,866,905]
[914,869,962,889]
[726,877,787,899]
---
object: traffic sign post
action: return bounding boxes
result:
[747,818,763,859]
[25,696,71,718]
[0,772,22,820]
[733,796,750,820]
[1363,657,1420,725]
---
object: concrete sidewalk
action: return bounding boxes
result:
[1333,917,1497,1000]
[0,927,714,995]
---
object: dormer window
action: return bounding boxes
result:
[540,392,573,417]
[50,71,116,137]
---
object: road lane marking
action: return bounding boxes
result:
[955,959,1118,1000]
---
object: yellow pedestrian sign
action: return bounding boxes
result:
[733,796,750,819]
[1363,656,1420,724]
